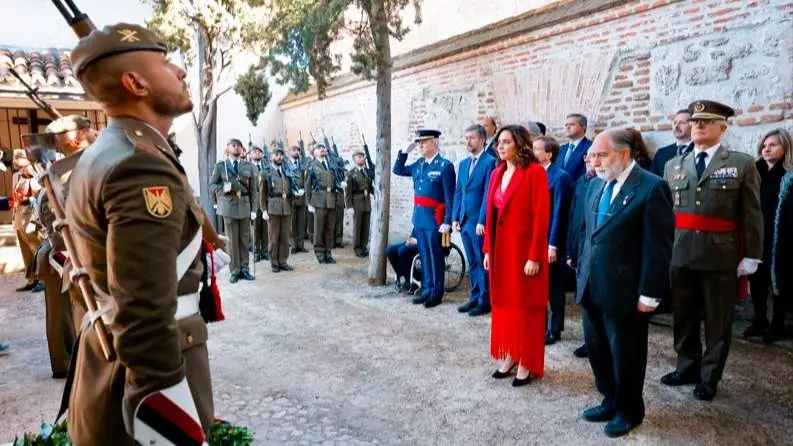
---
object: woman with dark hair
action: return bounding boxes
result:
[625,128,652,170]
[483,125,550,386]
[752,128,793,342]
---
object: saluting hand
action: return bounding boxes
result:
[524,259,539,276]
[404,142,418,154]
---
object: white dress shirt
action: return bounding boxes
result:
[693,143,721,168]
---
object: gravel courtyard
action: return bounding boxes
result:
[1,249,792,445]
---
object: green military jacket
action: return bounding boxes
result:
[209,158,259,219]
[306,158,337,209]
[260,165,293,216]
[345,167,373,212]
[664,143,762,271]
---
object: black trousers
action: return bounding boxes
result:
[547,261,567,334]
[582,293,648,425]
[748,262,789,330]
[671,267,737,383]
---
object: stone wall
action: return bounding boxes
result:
[280,0,793,242]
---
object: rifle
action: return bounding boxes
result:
[298,131,307,160]
[8,68,61,120]
[361,133,375,179]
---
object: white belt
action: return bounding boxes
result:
[94,293,200,326]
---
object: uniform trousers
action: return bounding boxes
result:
[671,267,738,383]
[43,269,75,375]
[460,226,488,306]
[253,210,269,257]
[268,214,292,266]
[353,207,371,254]
[223,217,251,275]
[313,207,336,261]
[416,229,445,299]
[16,228,39,283]
[292,204,307,249]
[386,242,419,281]
[334,201,345,246]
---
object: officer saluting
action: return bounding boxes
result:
[65,23,214,444]
[661,100,762,401]
[393,129,456,308]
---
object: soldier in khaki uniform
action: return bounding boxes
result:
[287,145,309,253]
[661,100,762,401]
[32,116,95,379]
[249,145,270,262]
[261,147,294,272]
[65,23,215,444]
[12,152,45,293]
[345,151,373,257]
[210,138,258,282]
[306,143,338,264]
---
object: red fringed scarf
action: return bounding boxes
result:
[200,240,225,322]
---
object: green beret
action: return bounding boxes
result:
[71,23,168,77]
[46,115,91,134]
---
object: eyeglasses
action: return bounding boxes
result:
[690,119,719,126]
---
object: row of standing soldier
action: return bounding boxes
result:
[210,135,375,276]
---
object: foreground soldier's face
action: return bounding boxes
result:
[136,52,193,117]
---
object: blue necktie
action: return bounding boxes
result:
[597,180,617,226]
[563,143,575,167]
[696,152,708,179]
[468,156,478,176]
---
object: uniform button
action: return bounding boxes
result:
[186,334,194,345]
[134,129,143,137]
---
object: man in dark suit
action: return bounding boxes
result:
[555,113,592,181]
[533,136,574,345]
[576,129,675,438]
[480,117,498,159]
[452,124,496,316]
[650,109,693,177]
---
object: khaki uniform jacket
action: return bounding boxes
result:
[261,166,293,216]
[306,158,337,209]
[209,159,259,219]
[345,167,373,212]
[252,162,268,211]
[287,157,307,207]
[65,117,212,444]
[664,143,762,271]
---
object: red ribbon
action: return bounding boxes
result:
[202,240,225,322]
[414,196,445,225]
[674,212,748,299]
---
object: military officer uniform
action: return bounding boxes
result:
[306,155,338,263]
[345,155,373,257]
[288,154,309,253]
[393,129,456,307]
[210,147,258,282]
[261,152,294,272]
[661,100,762,401]
[251,150,270,262]
[65,24,213,445]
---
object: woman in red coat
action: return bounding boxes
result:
[483,125,551,386]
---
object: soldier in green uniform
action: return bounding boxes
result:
[287,145,309,253]
[261,147,294,272]
[249,145,270,262]
[210,138,258,282]
[306,143,338,264]
[32,115,95,379]
[66,23,215,444]
[660,100,763,401]
[345,150,373,257]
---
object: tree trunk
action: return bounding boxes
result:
[196,99,218,228]
[367,0,392,286]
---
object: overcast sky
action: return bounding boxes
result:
[0,0,151,49]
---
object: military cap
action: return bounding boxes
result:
[46,115,91,134]
[272,147,285,155]
[352,150,366,157]
[71,23,168,77]
[249,145,263,153]
[414,129,441,142]
[688,100,735,121]
[227,138,244,147]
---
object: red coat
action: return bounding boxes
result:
[484,163,550,309]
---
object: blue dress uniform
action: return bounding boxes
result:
[393,129,456,307]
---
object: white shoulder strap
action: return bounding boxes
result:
[176,229,203,282]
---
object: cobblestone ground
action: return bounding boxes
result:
[1,247,793,445]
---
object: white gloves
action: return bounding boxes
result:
[207,249,231,273]
[262,211,270,221]
[341,181,347,189]
[438,223,451,233]
[25,222,37,234]
[403,142,417,154]
[296,189,305,197]
[308,205,316,214]
[737,258,761,277]
[250,212,257,220]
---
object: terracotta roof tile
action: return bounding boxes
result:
[0,47,83,95]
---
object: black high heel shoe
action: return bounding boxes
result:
[492,364,517,379]
[512,372,537,387]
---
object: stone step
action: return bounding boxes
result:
[0,224,25,274]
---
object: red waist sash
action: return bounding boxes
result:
[674,212,747,299]
[414,196,445,225]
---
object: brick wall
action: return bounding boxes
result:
[281,0,793,241]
